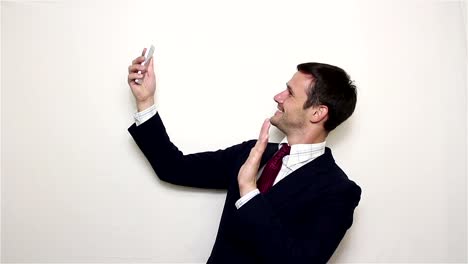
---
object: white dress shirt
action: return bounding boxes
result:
[133,104,326,209]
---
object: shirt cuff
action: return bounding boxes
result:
[235,189,260,209]
[133,104,157,126]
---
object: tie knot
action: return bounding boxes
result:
[277,143,291,158]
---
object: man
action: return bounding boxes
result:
[127,48,361,263]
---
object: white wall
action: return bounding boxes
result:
[464,0,468,261]
[2,0,466,263]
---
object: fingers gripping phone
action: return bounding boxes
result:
[135,45,155,84]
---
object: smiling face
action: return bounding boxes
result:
[270,71,316,135]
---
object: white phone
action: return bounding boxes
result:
[135,45,155,84]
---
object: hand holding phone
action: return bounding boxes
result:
[135,45,155,84]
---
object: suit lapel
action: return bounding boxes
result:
[263,147,342,209]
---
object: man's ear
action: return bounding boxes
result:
[309,105,328,124]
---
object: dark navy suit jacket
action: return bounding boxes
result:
[128,112,361,264]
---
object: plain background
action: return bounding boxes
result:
[1,0,467,263]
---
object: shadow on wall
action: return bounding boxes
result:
[328,205,362,263]
[326,117,356,148]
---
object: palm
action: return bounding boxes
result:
[130,75,155,102]
[237,119,271,194]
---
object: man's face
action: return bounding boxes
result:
[270,71,315,134]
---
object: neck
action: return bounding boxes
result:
[286,129,327,145]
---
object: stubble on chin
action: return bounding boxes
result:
[270,116,286,134]
[270,115,279,127]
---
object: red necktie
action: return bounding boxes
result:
[257,144,291,193]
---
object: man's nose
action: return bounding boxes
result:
[274,90,287,103]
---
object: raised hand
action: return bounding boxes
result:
[237,118,271,196]
[128,48,156,111]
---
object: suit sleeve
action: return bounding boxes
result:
[236,181,361,264]
[128,112,254,189]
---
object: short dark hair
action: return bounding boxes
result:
[297,62,357,132]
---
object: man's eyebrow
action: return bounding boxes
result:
[286,83,294,96]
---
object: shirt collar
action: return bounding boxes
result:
[279,137,327,168]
